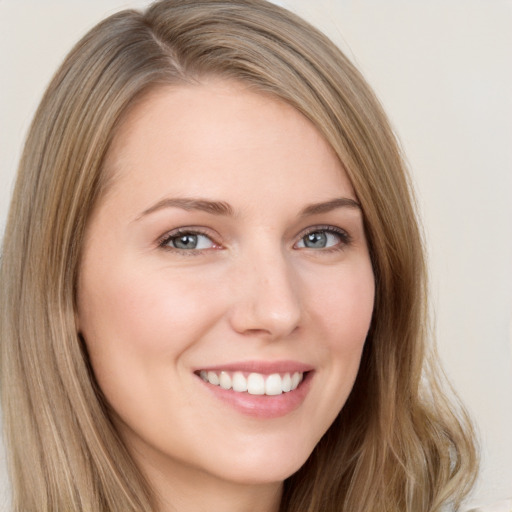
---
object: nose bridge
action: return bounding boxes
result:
[229,238,302,338]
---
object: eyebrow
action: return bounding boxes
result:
[136,197,234,220]
[136,196,360,220]
[299,197,361,216]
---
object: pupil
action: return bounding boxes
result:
[175,234,197,249]
[305,232,327,248]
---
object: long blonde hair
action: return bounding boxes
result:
[0,1,477,510]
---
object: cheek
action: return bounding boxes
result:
[81,262,208,343]
[77,261,230,448]
[304,258,374,415]
[285,260,374,449]
[77,259,223,394]
[307,260,375,352]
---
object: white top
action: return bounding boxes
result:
[465,500,512,512]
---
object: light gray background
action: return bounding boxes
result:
[1,1,511,510]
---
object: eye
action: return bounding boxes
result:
[159,229,217,251]
[295,227,350,250]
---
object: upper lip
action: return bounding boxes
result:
[194,360,314,375]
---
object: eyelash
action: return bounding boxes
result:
[297,225,352,252]
[158,227,217,254]
[157,225,352,254]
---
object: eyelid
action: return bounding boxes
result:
[294,225,351,249]
[157,227,222,252]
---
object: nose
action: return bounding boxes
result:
[228,248,302,340]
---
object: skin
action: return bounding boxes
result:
[77,80,375,512]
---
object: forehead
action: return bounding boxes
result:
[100,80,355,212]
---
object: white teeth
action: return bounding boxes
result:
[265,373,283,395]
[219,371,232,390]
[291,372,302,389]
[199,370,305,395]
[282,373,292,392]
[232,371,248,392]
[207,371,219,386]
[247,373,265,395]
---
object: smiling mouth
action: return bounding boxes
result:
[197,370,305,396]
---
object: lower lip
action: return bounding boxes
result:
[197,372,313,419]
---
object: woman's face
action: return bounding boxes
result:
[77,81,374,488]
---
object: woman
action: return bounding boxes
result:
[0,0,477,511]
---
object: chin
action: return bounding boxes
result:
[205,436,316,486]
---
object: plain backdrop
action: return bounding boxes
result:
[1,1,511,510]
